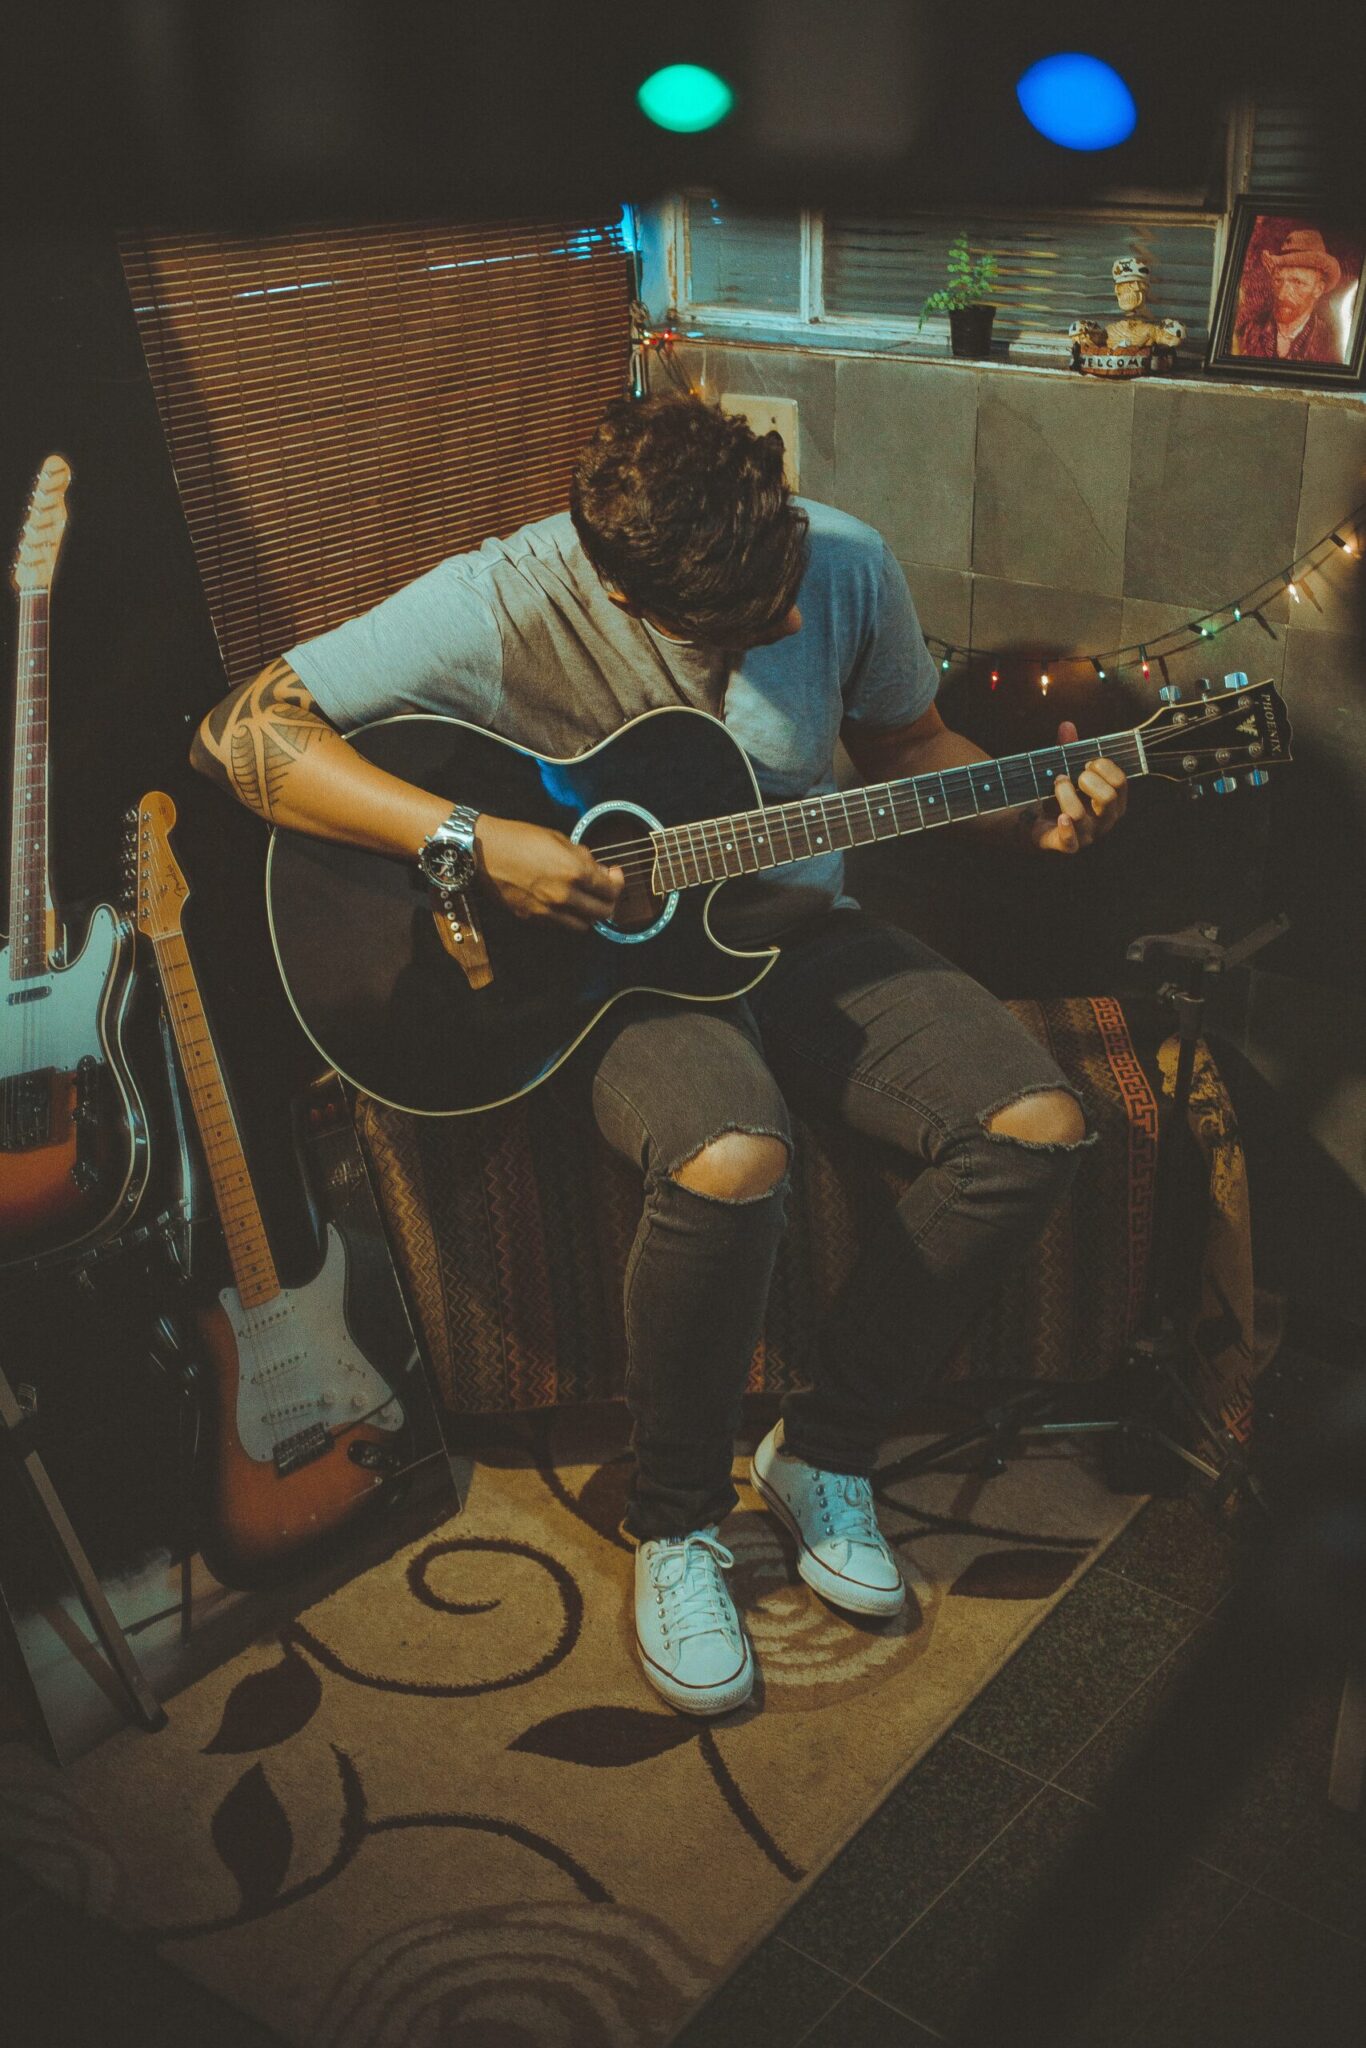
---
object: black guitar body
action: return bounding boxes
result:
[266,707,777,1115]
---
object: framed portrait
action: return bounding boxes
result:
[1207,197,1366,385]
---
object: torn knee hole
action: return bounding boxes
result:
[983,1087,1090,1150]
[670,1128,790,1201]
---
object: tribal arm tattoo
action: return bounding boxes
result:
[190,660,335,821]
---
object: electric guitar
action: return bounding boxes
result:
[1,456,150,1266]
[265,679,1292,1118]
[133,791,405,1586]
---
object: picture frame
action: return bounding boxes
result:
[1206,195,1366,386]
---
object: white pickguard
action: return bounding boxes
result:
[1,905,122,1073]
[224,1222,405,1463]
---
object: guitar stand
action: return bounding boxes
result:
[0,1358,166,1764]
[894,915,1291,1519]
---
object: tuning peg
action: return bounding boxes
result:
[1244,769,1270,789]
[1197,676,1214,696]
[1187,781,1207,800]
[1222,671,1249,690]
[1212,775,1238,795]
[1159,685,1182,704]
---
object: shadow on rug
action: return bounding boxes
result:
[0,1396,1143,2046]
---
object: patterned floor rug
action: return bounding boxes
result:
[0,1397,1144,2047]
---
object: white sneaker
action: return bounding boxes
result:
[750,1421,906,1618]
[634,1526,754,1716]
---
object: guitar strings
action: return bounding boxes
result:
[574,704,1269,884]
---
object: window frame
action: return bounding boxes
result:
[665,110,1256,358]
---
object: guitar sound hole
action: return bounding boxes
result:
[577,809,666,934]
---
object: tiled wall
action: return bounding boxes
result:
[677,341,1366,1326]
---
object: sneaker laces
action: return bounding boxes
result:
[815,1472,886,1557]
[649,1531,737,1648]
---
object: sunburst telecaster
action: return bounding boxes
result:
[133,791,405,1586]
[265,679,1292,1118]
[1,456,150,1266]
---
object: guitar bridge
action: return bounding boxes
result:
[274,1421,332,1476]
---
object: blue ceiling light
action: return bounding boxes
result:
[637,64,735,136]
[1016,53,1137,152]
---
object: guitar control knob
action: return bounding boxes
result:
[1212,775,1238,795]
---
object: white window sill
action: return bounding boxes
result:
[680,318,1365,404]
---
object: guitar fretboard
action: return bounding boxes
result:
[7,592,51,978]
[151,930,281,1308]
[651,730,1146,890]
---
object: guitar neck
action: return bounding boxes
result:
[151,930,281,1307]
[652,727,1147,890]
[7,591,53,977]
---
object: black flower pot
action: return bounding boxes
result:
[948,304,996,359]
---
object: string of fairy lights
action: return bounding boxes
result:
[926,503,1364,696]
[636,324,1360,698]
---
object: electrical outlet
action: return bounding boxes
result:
[720,393,799,489]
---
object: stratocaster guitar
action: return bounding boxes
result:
[0,456,150,1266]
[133,791,405,1586]
[265,679,1292,1118]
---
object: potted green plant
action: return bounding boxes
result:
[918,233,999,358]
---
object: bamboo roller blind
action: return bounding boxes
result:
[119,218,630,687]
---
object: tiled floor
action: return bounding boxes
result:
[5,1389,1366,2047]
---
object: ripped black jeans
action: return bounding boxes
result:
[549,910,1096,1541]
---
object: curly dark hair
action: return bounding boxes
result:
[568,394,809,645]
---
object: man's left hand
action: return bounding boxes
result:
[1023,720,1128,854]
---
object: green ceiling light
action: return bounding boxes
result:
[637,64,734,134]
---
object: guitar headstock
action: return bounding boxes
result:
[12,455,72,595]
[1137,677,1292,798]
[132,792,191,941]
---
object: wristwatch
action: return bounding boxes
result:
[416,804,481,894]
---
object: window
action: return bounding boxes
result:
[660,100,1328,363]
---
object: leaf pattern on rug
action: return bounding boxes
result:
[203,1643,323,1754]
[510,1706,696,1767]
[211,1763,293,1912]
[950,1549,1085,1600]
[285,1537,584,1698]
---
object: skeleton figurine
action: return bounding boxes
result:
[1070,258,1185,378]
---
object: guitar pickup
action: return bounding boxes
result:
[273,1421,331,1476]
[1,1069,56,1152]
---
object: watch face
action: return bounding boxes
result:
[420,838,475,890]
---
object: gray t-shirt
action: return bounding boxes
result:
[285,498,938,942]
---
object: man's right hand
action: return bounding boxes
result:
[474,816,624,932]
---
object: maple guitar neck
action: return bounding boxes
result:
[148,928,280,1308]
[649,728,1148,891]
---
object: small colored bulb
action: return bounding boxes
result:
[941,656,951,671]
[637,64,735,134]
[1040,672,1051,696]
[990,670,1000,690]
[1287,579,1301,601]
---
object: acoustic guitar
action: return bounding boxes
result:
[1,456,150,1266]
[265,679,1291,1118]
[133,791,406,1586]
